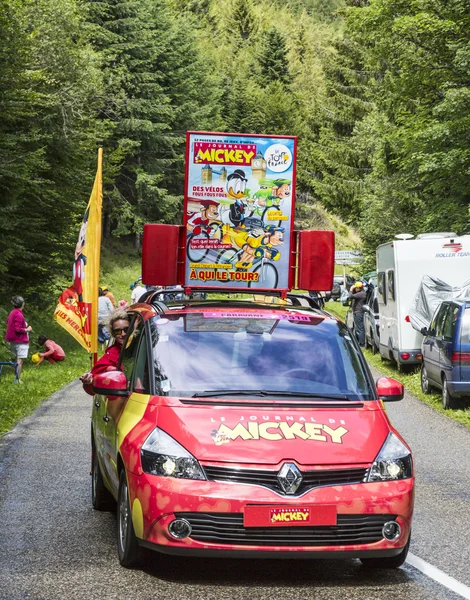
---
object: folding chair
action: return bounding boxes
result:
[0,361,20,381]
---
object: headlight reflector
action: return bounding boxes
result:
[368,433,412,482]
[141,428,206,480]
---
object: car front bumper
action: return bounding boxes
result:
[127,471,414,557]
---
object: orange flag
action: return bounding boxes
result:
[54,148,103,354]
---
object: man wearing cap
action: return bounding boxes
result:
[102,286,116,307]
[349,281,367,347]
[186,200,220,235]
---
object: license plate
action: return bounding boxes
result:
[244,505,337,527]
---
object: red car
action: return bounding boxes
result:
[91,293,414,569]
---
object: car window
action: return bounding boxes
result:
[434,304,450,338]
[460,308,470,344]
[148,312,375,400]
[442,305,460,342]
[119,315,145,391]
[372,290,379,314]
[131,329,151,393]
[378,272,386,305]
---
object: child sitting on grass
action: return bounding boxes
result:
[35,335,66,365]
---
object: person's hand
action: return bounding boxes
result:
[26,326,32,332]
[80,372,93,385]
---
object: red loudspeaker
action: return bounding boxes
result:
[296,230,335,292]
[142,224,183,286]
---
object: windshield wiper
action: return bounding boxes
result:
[192,389,351,400]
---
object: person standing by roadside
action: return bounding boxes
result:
[349,281,367,347]
[131,278,147,304]
[98,288,114,343]
[5,296,32,383]
[102,286,116,307]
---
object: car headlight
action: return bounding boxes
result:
[141,427,206,480]
[367,433,413,482]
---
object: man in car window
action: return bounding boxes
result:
[349,281,367,347]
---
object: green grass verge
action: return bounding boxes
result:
[0,349,90,436]
[322,301,349,321]
[364,350,470,429]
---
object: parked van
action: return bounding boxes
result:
[420,300,470,409]
[376,234,470,370]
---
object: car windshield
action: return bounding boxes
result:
[149,311,375,400]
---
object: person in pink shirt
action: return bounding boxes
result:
[36,335,66,365]
[5,295,32,383]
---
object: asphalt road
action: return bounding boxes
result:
[1,372,470,600]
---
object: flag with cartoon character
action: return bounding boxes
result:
[184,132,296,290]
[54,149,103,352]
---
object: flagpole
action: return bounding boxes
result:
[93,147,103,366]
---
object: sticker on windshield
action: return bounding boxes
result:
[202,311,314,321]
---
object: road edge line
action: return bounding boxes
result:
[407,552,470,599]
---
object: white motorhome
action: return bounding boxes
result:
[376,233,470,370]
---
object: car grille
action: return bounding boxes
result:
[203,465,368,496]
[175,513,393,546]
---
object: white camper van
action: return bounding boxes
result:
[376,233,470,370]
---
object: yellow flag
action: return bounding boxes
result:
[54,148,103,353]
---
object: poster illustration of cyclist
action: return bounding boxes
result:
[184,131,297,290]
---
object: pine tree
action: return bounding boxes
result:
[85,0,221,239]
[257,27,292,88]
[0,0,104,293]
[229,0,257,42]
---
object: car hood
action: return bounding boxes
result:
[146,399,390,466]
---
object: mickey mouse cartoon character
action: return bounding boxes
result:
[73,208,89,302]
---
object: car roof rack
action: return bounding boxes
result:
[145,289,324,313]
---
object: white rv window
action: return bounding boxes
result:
[387,271,395,301]
[378,272,386,305]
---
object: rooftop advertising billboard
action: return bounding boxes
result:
[184,131,297,290]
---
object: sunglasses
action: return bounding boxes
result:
[112,327,129,336]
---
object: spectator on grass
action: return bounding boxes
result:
[98,287,114,343]
[131,278,147,304]
[5,295,32,383]
[102,286,116,307]
[35,335,66,365]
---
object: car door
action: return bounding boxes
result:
[440,303,460,383]
[424,304,449,385]
[101,314,149,493]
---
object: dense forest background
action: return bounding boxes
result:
[1,0,470,303]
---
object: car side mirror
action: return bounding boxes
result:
[376,377,404,402]
[93,370,128,398]
[420,327,429,336]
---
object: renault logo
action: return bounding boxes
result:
[277,463,302,495]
